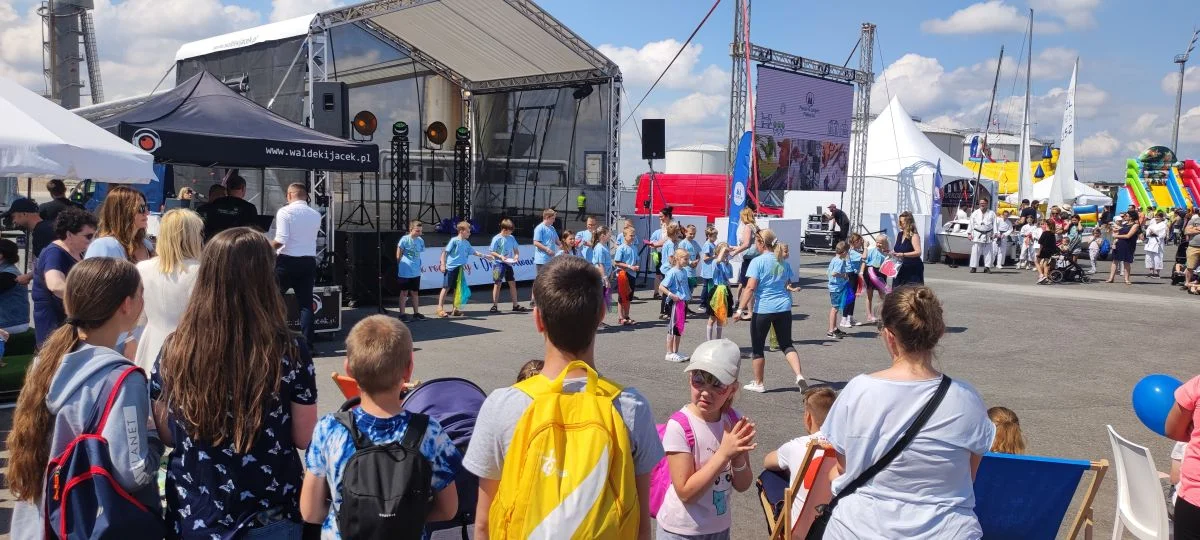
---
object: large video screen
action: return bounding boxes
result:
[754,66,854,193]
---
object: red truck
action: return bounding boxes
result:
[634,173,780,222]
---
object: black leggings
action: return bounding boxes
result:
[1178,496,1200,540]
[751,311,794,358]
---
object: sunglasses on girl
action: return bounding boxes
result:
[690,371,728,391]
[137,204,148,213]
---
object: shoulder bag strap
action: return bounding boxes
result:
[828,375,952,504]
[401,413,429,450]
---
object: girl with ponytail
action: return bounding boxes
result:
[8,258,161,538]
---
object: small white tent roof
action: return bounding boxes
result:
[176,13,316,61]
[1004,175,1111,206]
[0,77,154,183]
[860,96,983,181]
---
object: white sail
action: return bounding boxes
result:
[1049,60,1078,206]
[1016,10,1034,203]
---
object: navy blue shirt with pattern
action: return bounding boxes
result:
[150,343,318,539]
[305,408,462,538]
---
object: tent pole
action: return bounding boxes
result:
[374,171,384,314]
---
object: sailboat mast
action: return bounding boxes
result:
[1017,9,1033,203]
[969,45,1004,210]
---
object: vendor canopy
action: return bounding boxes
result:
[95,71,378,172]
[0,76,155,183]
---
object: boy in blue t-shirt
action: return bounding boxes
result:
[437,221,485,317]
[395,220,426,322]
[489,219,527,314]
[301,316,461,538]
[826,241,850,339]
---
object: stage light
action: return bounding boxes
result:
[572,85,593,100]
[392,121,409,137]
[352,111,377,137]
[455,126,470,142]
[426,121,448,145]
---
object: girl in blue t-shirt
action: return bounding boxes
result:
[591,227,614,326]
[703,243,735,341]
[658,223,683,320]
[840,233,865,328]
[658,248,692,363]
[614,229,640,326]
[555,229,576,257]
[861,235,891,323]
[827,241,851,339]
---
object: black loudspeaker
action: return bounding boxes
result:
[337,230,404,305]
[641,119,665,160]
[313,81,349,138]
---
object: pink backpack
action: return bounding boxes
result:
[649,408,738,518]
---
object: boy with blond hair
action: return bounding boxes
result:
[763,386,837,528]
[301,315,461,538]
[437,221,485,317]
[489,219,527,313]
[395,219,427,321]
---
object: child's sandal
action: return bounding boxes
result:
[437,310,449,318]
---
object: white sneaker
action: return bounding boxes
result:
[743,381,766,393]
[849,317,861,327]
[678,354,690,362]
[838,316,853,328]
[795,375,809,392]
[666,353,687,363]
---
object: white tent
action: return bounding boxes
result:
[0,76,155,183]
[1004,174,1111,207]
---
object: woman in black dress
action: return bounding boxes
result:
[892,211,924,286]
[1036,220,1060,284]
[1107,211,1140,285]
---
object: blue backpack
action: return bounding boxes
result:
[43,365,164,539]
[1099,237,1111,258]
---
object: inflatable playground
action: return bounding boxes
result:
[1117,146,1198,212]
[965,146,1062,196]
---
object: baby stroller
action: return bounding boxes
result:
[1050,253,1089,283]
[341,377,486,539]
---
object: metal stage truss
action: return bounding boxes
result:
[727,2,874,229]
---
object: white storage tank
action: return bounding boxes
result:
[664,143,727,175]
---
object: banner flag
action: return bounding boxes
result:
[727,131,753,244]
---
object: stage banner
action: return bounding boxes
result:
[928,160,944,256]
[727,131,752,245]
[417,244,538,290]
[754,66,853,193]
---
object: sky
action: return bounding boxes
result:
[1,0,1198,183]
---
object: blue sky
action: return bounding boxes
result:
[1,0,1197,181]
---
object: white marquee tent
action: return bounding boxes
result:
[1004,174,1112,207]
[0,76,154,183]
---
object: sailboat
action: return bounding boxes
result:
[1047,60,1078,206]
[1016,9,1034,204]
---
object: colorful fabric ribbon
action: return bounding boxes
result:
[453,268,471,309]
[708,283,730,325]
[617,270,632,313]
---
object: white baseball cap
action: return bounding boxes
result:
[685,339,742,385]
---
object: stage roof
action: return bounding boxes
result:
[175,0,621,93]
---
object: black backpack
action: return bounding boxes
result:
[334,411,434,540]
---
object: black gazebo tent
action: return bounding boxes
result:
[96,71,377,172]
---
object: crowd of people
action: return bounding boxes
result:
[5,181,1198,539]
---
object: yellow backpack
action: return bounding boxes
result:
[489,360,640,539]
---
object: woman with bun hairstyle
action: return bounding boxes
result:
[735,229,805,394]
[818,286,995,539]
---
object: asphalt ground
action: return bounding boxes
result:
[2,251,1196,538]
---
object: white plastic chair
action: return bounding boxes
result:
[1106,425,1171,539]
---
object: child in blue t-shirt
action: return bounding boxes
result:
[591,227,614,326]
[826,241,850,340]
[614,228,640,325]
[840,233,865,328]
[301,316,461,538]
[395,220,426,321]
[658,223,683,320]
[437,221,485,317]
[704,242,735,341]
[489,219,526,314]
[658,248,692,363]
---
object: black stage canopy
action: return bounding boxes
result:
[96,71,378,172]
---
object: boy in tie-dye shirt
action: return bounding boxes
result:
[301,316,461,538]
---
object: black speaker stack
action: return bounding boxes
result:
[337,230,405,306]
[641,119,665,160]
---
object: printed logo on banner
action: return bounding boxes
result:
[131,128,161,152]
[733,181,746,206]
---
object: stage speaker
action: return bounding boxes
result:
[313,82,349,138]
[336,230,404,305]
[641,119,665,160]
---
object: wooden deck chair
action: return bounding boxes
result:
[756,468,789,536]
[759,440,838,540]
[331,372,360,399]
[973,452,1108,540]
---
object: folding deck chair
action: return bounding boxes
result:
[974,452,1108,540]
[756,440,838,540]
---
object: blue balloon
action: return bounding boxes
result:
[1131,374,1183,436]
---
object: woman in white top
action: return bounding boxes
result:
[820,286,995,539]
[134,209,203,373]
[1144,210,1169,278]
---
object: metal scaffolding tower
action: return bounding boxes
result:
[40,0,103,108]
[848,23,875,230]
[726,0,749,178]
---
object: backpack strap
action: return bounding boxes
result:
[401,413,429,450]
[333,411,374,451]
[89,365,144,436]
[669,411,694,449]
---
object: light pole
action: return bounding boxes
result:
[1172,29,1199,153]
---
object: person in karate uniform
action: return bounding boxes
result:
[993,210,1013,269]
[968,198,997,273]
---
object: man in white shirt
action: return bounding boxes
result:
[993,210,1013,269]
[968,198,997,273]
[272,183,322,343]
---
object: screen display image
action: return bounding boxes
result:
[754,66,854,193]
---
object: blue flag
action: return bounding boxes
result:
[927,159,944,256]
[727,131,752,245]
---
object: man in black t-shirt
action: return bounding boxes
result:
[3,197,55,258]
[38,179,85,222]
[1019,199,1038,223]
[827,203,851,245]
[196,175,259,239]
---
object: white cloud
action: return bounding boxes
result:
[599,40,729,94]
[1077,131,1119,158]
[270,0,343,22]
[920,1,1060,34]
[1132,113,1160,134]
[1182,105,1200,144]
[870,53,947,115]
[1161,66,1200,95]
[642,92,727,127]
[1029,0,1101,30]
